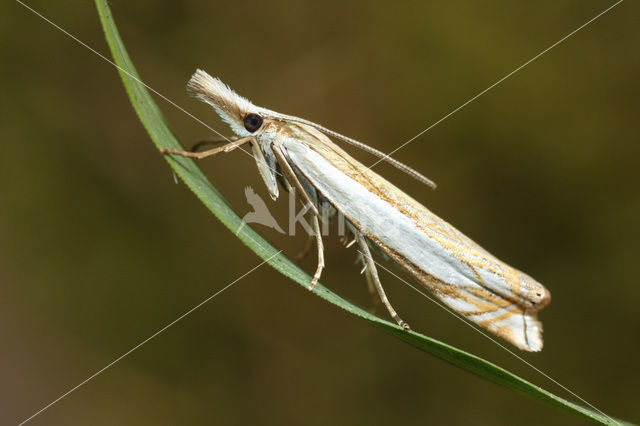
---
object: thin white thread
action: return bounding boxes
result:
[18,249,283,426]
[364,253,620,425]
[367,0,624,172]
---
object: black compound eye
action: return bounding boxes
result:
[243,113,263,132]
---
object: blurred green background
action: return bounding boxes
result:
[1,1,638,424]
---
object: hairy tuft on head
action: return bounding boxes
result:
[187,69,256,133]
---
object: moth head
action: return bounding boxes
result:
[187,69,266,137]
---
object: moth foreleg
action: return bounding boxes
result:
[160,136,252,160]
[355,232,409,330]
[189,135,239,153]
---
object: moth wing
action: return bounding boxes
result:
[281,124,548,351]
[434,278,544,351]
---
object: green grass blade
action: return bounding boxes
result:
[95,1,629,424]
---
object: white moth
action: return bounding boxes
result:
[162,69,551,352]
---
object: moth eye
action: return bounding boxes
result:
[243,113,263,133]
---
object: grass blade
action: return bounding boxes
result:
[95,1,629,424]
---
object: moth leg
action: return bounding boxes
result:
[349,230,381,313]
[308,214,325,290]
[355,231,409,330]
[272,144,324,289]
[271,145,319,216]
[295,233,315,261]
[189,135,238,152]
[160,136,252,160]
[362,257,383,314]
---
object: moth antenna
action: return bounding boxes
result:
[273,115,437,190]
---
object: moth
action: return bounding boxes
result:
[162,70,551,351]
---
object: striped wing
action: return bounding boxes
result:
[281,124,550,351]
